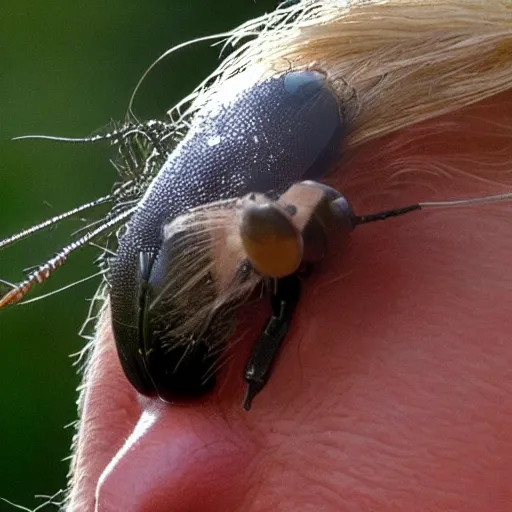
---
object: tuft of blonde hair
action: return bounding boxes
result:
[179,0,512,148]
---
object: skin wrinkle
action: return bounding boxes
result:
[249,344,511,509]
[244,239,508,508]
[333,93,512,203]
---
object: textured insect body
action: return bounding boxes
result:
[109,70,346,401]
[3,63,511,410]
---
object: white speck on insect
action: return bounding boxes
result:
[207,136,221,147]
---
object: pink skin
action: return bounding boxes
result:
[68,92,512,512]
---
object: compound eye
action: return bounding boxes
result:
[240,202,303,278]
[283,70,327,98]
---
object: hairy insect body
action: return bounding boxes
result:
[109,70,345,401]
[239,181,355,278]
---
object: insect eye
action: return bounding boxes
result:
[239,201,303,278]
[283,70,327,98]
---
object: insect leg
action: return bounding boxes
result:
[0,195,112,250]
[0,206,135,308]
[243,274,301,411]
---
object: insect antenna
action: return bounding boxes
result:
[0,206,135,308]
[353,191,512,226]
[128,32,244,116]
[19,270,106,306]
[69,199,137,238]
[353,204,422,225]
[12,119,177,201]
[0,195,112,250]
[418,192,512,209]
[11,119,173,146]
[12,133,117,144]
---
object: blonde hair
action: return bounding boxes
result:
[181,0,512,148]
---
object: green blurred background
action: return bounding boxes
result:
[0,0,274,508]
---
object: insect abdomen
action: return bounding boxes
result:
[109,69,345,400]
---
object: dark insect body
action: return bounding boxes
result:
[2,64,508,410]
[110,69,346,403]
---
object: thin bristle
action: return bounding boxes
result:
[128,32,249,115]
[12,134,112,143]
[420,192,512,209]
[19,270,105,306]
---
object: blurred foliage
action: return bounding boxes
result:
[0,0,274,508]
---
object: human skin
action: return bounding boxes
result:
[68,90,512,511]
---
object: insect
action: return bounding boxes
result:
[109,69,347,403]
[2,66,512,410]
[0,69,347,404]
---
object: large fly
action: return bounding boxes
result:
[1,68,349,405]
[1,56,512,410]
